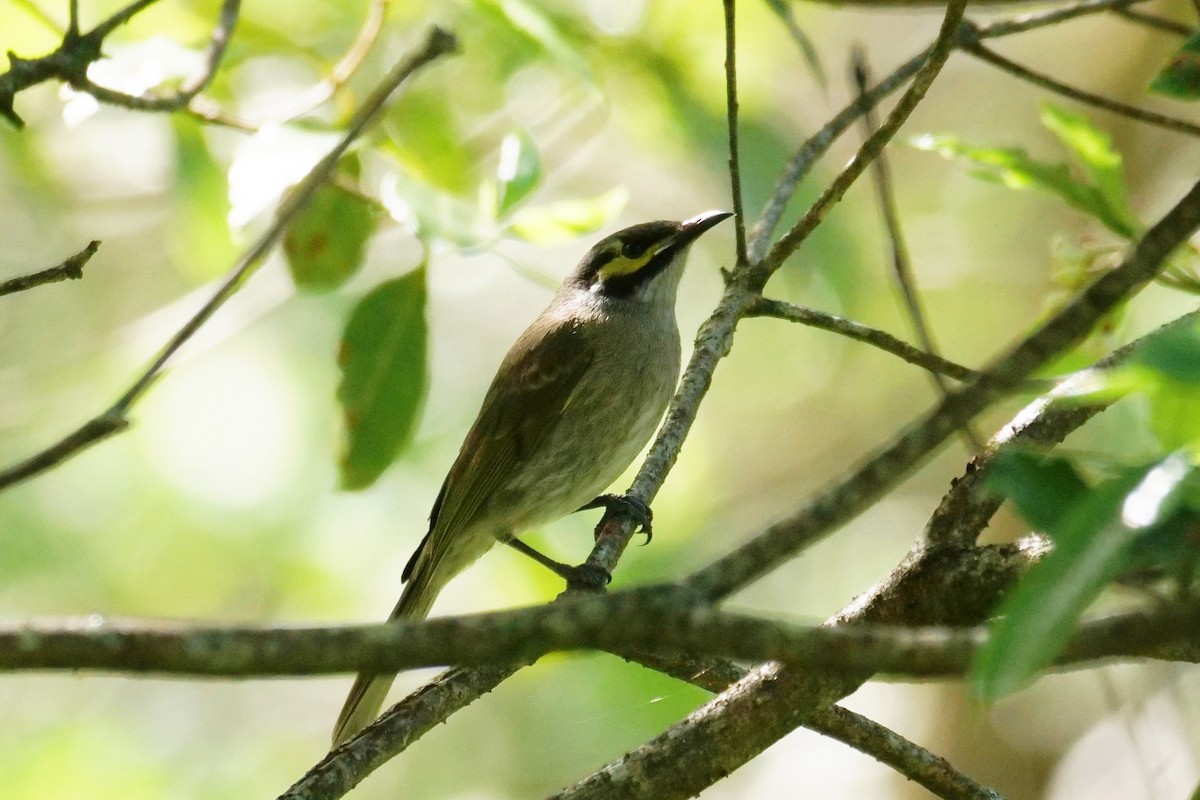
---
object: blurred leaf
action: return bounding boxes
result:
[1130,322,1200,451]
[496,130,541,217]
[1123,512,1200,584]
[383,91,475,193]
[169,117,236,281]
[976,457,1192,700]
[382,169,492,248]
[1150,33,1200,100]
[473,0,592,76]
[337,269,428,490]
[508,187,628,244]
[911,127,1137,238]
[986,450,1089,531]
[1132,322,1200,384]
[1039,104,1140,238]
[1158,249,1200,295]
[1145,382,1200,453]
[283,181,379,292]
[228,124,340,227]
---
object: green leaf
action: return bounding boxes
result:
[910,132,1137,238]
[986,450,1089,532]
[283,181,379,292]
[1149,32,1200,100]
[1132,321,1200,384]
[337,269,428,490]
[496,130,541,217]
[472,0,592,77]
[1039,104,1140,238]
[975,457,1192,700]
[382,169,491,248]
[1129,322,1200,452]
[383,91,475,193]
[507,187,628,244]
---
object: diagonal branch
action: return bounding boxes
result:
[747,0,1148,262]
[0,27,458,492]
[745,297,980,380]
[755,0,964,286]
[279,664,522,800]
[961,35,1200,139]
[810,705,1005,800]
[685,176,1200,601]
[552,301,1200,800]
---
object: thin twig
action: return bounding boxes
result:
[88,0,162,41]
[745,297,979,381]
[852,50,944,385]
[809,706,1005,800]
[747,49,926,264]
[0,27,458,492]
[1113,5,1194,35]
[266,0,388,123]
[66,0,80,39]
[761,0,828,89]
[0,240,100,297]
[79,0,241,111]
[747,0,1147,263]
[630,646,1002,800]
[975,0,1138,37]
[852,48,984,451]
[962,36,1200,139]
[723,0,749,266]
[279,664,521,800]
[754,0,964,286]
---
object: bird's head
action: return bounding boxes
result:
[568,210,732,303]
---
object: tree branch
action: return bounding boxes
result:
[808,705,1005,800]
[279,664,522,800]
[723,0,749,266]
[685,176,1200,601]
[6,588,1197,682]
[744,297,980,381]
[961,34,1200,139]
[747,0,1143,264]
[0,27,458,492]
[0,240,100,297]
[77,0,241,113]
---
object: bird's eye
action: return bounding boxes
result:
[621,242,647,259]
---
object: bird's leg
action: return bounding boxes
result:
[505,538,612,589]
[578,493,653,543]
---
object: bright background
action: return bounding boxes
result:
[1,0,1199,797]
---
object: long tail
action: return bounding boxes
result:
[330,565,444,747]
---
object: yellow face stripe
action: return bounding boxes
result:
[596,242,663,280]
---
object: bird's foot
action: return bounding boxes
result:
[504,538,612,591]
[578,493,653,543]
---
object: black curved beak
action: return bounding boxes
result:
[677,210,734,246]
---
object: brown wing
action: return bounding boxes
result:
[402,313,594,583]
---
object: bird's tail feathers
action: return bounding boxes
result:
[330,566,443,748]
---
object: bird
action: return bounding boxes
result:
[331,210,732,746]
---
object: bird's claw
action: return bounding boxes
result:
[579,493,653,543]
